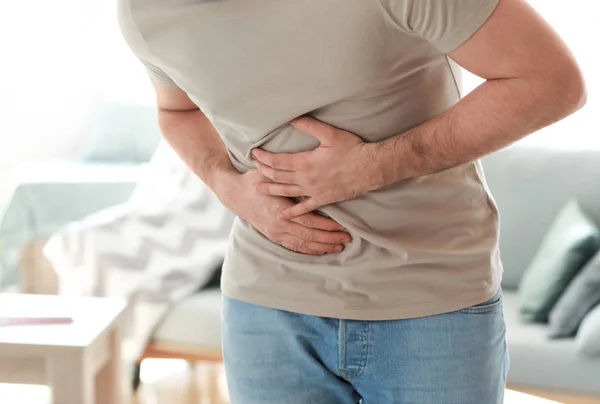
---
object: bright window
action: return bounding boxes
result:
[463,0,600,149]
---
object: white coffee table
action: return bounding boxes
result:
[0,294,126,404]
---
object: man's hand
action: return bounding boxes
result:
[150,85,351,255]
[252,117,379,220]
[255,0,586,222]
[217,169,352,255]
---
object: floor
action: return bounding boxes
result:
[135,359,229,404]
[0,359,229,404]
[0,360,566,404]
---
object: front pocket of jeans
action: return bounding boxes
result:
[458,293,503,314]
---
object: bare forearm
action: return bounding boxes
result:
[157,109,238,193]
[372,74,586,188]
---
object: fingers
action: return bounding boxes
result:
[286,221,351,245]
[290,213,346,232]
[278,234,344,255]
[252,148,311,171]
[277,198,322,220]
[255,161,296,184]
[257,182,305,197]
[290,116,338,146]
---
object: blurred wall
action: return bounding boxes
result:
[0,0,154,207]
[0,0,598,208]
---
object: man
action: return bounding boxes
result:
[119,0,585,402]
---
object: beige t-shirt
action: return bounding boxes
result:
[119,0,502,320]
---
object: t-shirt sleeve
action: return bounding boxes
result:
[117,0,179,88]
[140,59,179,88]
[379,0,499,53]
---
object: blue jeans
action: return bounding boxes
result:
[222,289,509,404]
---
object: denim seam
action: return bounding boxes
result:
[354,321,370,378]
[338,319,348,379]
[458,307,501,314]
[458,300,502,314]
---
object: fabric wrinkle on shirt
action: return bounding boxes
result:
[118,0,503,320]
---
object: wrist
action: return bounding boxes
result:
[360,142,389,191]
[207,167,242,201]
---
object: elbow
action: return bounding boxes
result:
[562,65,587,113]
[545,62,587,120]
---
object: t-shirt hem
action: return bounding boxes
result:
[221,284,501,321]
[436,0,500,54]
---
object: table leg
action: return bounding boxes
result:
[95,327,124,404]
[48,352,94,404]
[199,362,221,404]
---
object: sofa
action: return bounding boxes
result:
[482,146,600,401]
[149,145,600,402]
[19,144,600,402]
[0,100,161,291]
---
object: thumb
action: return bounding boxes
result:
[290,116,338,147]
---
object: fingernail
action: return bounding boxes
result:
[276,214,284,220]
[336,245,344,252]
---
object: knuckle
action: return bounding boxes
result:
[299,217,311,227]
[298,240,309,251]
[326,235,339,244]
[269,204,282,214]
[289,240,302,252]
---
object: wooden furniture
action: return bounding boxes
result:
[19,240,600,404]
[0,293,126,404]
[20,239,58,295]
[137,290,224,404]
[141,341,223,404]
[20,239,225,403]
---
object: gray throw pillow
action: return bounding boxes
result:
[548,250,600,338]
[519,200,600,323]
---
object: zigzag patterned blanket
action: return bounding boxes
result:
[44,143,234,361]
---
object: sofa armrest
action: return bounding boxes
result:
[0,161,144,289]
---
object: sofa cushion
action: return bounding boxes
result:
[518,201,600,323]
[503,291,600,394]
[482,147,600,290]
[152,289,222,349]
[576,303,600,356]
[549,250,600,338]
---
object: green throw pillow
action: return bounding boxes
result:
[519,200,600,323]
